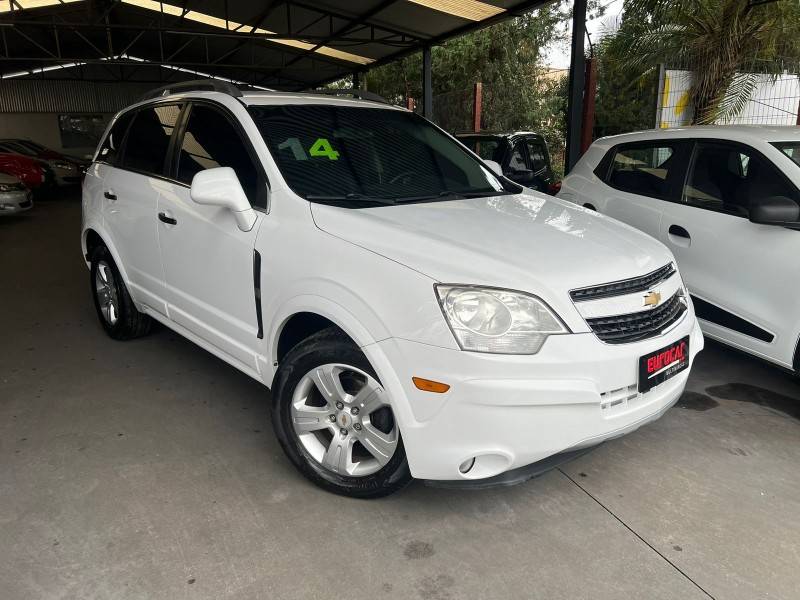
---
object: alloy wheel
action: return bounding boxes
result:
[291,363,398,477]
[94,260,119,325]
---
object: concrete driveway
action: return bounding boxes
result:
[2,197,798,600]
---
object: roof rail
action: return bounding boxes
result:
[140,79,243,101]
[309,88,390,105]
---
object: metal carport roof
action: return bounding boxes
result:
[0,0,551,90]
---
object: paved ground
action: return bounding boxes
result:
[2,195,799,600]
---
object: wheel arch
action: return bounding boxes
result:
[268,295,385,376]
[81,226,132,286]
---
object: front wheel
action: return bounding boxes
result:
[89,245,152,340]
[271,328,411,498]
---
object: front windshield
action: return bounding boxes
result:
[773,142,800,168]
[248,104,509,206]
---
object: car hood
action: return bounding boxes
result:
[310,191,674,327]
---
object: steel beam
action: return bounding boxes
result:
[422,45,432,119]
[564,0,587,173]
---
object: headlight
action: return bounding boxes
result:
[435,285,569,354]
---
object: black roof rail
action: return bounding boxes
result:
[309,88,390,105]
[140,79,243,101]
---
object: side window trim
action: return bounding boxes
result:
[166,103,192,181]
[176,99,270,210]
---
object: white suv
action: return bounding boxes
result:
[81,81,703,497]
[560,126,800,375]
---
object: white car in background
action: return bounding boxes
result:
[560,126,800,375]
[81,82,702,497]
[0,172,32,215]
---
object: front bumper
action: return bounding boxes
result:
[367,313,703,481]
[0,191,33,215]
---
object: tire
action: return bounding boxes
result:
[89,245,152,340]
[271,327,412,498]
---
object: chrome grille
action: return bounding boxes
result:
[570,263,676,302]
[585,291,687,344]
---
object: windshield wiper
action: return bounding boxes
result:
[305,193,395,206]
[394,189,509,203]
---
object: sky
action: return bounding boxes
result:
[542,0,623,70]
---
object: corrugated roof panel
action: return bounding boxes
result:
[0,80,153,113]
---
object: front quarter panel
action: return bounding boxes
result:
[259,215,458,388]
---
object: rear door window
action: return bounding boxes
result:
[608,144,675,199]
[526,139,548,173]
[508,142,527,172]
[119,104,181,176]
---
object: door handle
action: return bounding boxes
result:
[158,212,177,225]
[103,190,117,200]
[668,224,691,248]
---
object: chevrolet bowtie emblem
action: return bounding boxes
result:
[643,291,662,307]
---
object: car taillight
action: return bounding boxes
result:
[548,181,562,195]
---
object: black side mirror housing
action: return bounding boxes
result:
[749,195,800,225]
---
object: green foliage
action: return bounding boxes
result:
[611,0,800,124]
[594,35,659,135]
[365,6,568,136]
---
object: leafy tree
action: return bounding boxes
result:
[365,6,567,133]
[613,0,800,123]
[593,34,659,136]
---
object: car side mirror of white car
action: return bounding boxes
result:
[190,167,257,232]
[483,159,503,177]
[749,195,800,226]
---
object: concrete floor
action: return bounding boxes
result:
[2,195,799,600]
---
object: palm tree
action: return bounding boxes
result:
[613,0,800,124]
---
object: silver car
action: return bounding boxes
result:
[0,172,32,215]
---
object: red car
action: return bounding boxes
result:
[0,153,48,189]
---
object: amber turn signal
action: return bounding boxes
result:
[412,377,450,393]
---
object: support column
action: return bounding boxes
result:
[422,45,433,120]
[565,0,587,173]
[580,57,597,154]
[353,71,360,89]
[472,82,483,132]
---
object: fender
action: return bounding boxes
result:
[81,223,134,296]
[265,293,384,379]
[264,293,418,433]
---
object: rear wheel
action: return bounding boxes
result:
[271,327,411,498]
[89,245,152,340]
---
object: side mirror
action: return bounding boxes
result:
[749,195,800,226]
[483,159,503,177]
[190,167,257,232]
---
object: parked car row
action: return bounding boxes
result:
[0,138,88,216]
